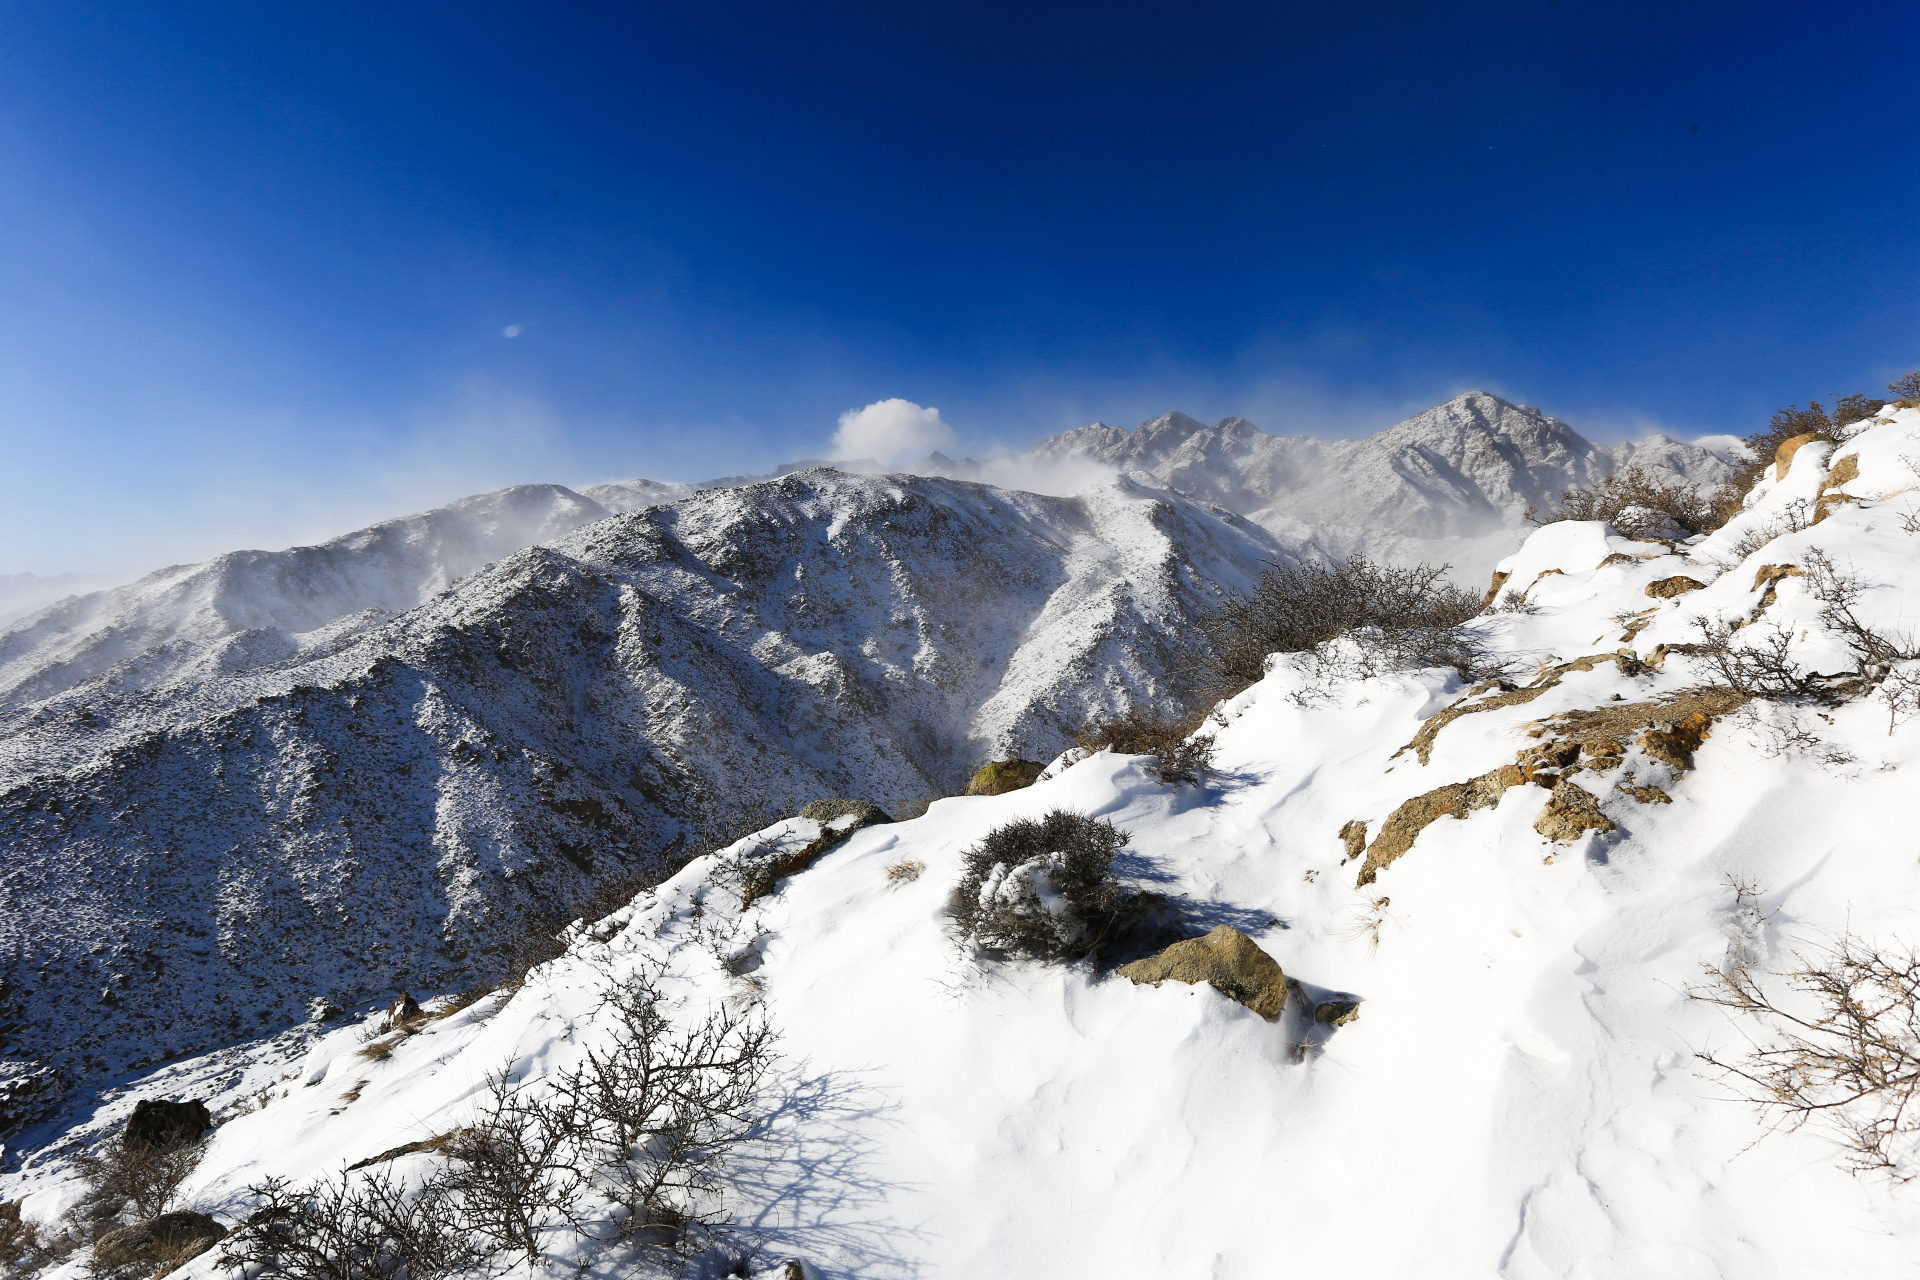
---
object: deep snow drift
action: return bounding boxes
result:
[8,409,1920,1277]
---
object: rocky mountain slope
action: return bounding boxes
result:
[933,391,1735,581]
[0,470,1288,1135]
[9,407,1919,1279]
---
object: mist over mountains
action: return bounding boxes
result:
[0,391,1733,1134]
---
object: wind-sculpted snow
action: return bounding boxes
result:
[0,470,1289,1135]
[10,411,1920,1278]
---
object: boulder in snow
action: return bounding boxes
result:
[1116,925,1287,1020]
[1533,780,1616,843]
[1644,575,1705,598]
[92,1211,226,1271]
[123,1098,211,1150]
[965,759,1047,796]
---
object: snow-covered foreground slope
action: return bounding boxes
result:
[0,470,1290,1135]
[10,411,1920,1277]
[937,391,1735,584]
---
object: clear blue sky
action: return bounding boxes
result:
[2,1,1915,574]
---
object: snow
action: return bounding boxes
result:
[10,411,1920,1277]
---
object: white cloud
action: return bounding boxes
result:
[832,398,957,467]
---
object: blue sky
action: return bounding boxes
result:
[2,1,1916,574]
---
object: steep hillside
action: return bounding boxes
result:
[0,470,1289,1136]
[9,408,1919,1279]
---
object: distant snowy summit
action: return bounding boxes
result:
[922,391,1733,583]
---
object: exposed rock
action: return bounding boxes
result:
[1116,925,1288,1020]
[1814,453,1861,524]
[381,992,422,1031]
[1397,651,1645,764]
[1481,569,1511,608]
[1639,712,1716,770]
[1534,780,1616,842]
[92,1211,226,1270]
[124,1098,211,1150]
[1751,563,1805,610]
[1619,783,1672,804]
[1775,432,1821,478]
[344,1128,472,1170]
[965,759,1047,797]
[745,802,893,905]
[1356,764,1524,885]
[1338,820,1368,863]
[1645,575,1705,598]
[797,799,894,827]
[1314,1000,1361,1026]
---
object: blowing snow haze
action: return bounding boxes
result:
[5,3,1920,1277]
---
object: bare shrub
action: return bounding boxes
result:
[441,1076,585,1268]
[219,1172,477,1280]
[952,811,1154,962]
[885,860,925,885]
[1889,369,1920,405]
[1,1201,78,1278]
[1190,556,1486,698]
[71,1133,204,1222]
[1687,553,1915,703]
[1527,466,1712,538]
[1692,934,1920,1180]
[1074,709,1215,786]
[546,968,774,1254]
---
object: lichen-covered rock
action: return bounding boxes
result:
[1356,764,1525,885]
[965,759,1046,797]
[92,1212,226,1270]
[1639,711,1716,770]
[1775,431,1822,478]
[1314,1000,1361,1026]
[1117,925,1287,1020]
[1645,575,1705,598]
[1534,780,1616,842]
[1338,820,1368,863]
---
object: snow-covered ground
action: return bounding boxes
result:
[9,409,1919,1277]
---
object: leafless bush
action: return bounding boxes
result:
[1074,709,1215,785]
[1,1201,80,1279]
[952,811,1152,962]
[1190,556,1487,698]
[1692,934,1920,1180]
[1527,466,1712,538]
[219,1172,478,1280]
[70,1133,205,1223]
[1889,369,1920,406]
[545,968,774,1254]
[885,860,925,884]
[440,1076,586,1268]
[1688,553,1915,703]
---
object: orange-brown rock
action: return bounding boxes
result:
[1534,779,1617,842]
[1356,764,1524,886]
[1775,432,1821,478]
[1645,576,1705,598]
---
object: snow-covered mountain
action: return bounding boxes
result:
[0,470,1288,1134]
[0,483,698,714]
[930,391,1735,582]
[0,574,126,630]
[10,407,1920,1278]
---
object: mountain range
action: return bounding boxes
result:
[0,391,1734,1135]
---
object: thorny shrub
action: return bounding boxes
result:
[1692,931,1920,1180]
[1074,708,1215,786]
[1188,556,1488,699]
[1687,551,1919,702]
[1526,466,1714,539]
[70,1130,205,1223]
[952,811,1157,962]
[221,969,775,1278]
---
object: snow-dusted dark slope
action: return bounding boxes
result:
[0,469,1287,1135]
[936,391,1735,583]
[0,485,644,714]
